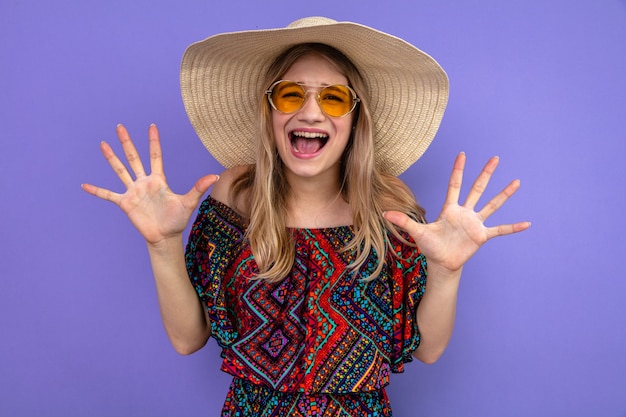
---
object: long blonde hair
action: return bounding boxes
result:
[231,43,425,282]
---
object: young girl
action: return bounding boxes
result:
[83,17,529,417]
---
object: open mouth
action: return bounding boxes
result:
[290,131,329,154]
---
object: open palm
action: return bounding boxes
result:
[82,124,217,245]
[385,153,530,273]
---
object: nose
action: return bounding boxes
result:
[297,91,325,122]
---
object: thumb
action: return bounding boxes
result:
[384,210,412,230]
[183,174,220,208]
[384,210,425,240]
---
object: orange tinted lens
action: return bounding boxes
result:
[319,85,354,117]
[271,82,305,113]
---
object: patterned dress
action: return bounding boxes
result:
[185,196,427,416]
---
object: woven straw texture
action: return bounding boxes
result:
[180,17,448,176]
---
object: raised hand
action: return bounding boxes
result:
[82,124,218,245]
[384,152,530,274]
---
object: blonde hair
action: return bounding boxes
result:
[231,43,425,282]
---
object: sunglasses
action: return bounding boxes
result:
[266,80,360,118]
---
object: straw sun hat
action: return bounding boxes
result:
[180,16,448,176]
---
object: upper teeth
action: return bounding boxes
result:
[292,131,328,139]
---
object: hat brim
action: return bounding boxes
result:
[180,17,449,176]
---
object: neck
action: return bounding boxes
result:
[284,171,352,228]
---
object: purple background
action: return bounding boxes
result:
[2,0,625,416]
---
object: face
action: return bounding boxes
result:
[271,54,355,183]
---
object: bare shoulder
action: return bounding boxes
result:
[210,164,252,210]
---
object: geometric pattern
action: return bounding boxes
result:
[262,328,289,358]
[186,196,427,416]
[221,377,393,416]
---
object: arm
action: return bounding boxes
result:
[147,235,212,355]
[82,124,218,354]
[385,152,531,364]
[412,264,462,364]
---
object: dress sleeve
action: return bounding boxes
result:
[185,195,245,350]
[388,235,427,372]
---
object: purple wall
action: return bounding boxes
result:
[2,1,625,416]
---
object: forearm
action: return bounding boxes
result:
[146,235,211,355]
[412,263,462,364]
